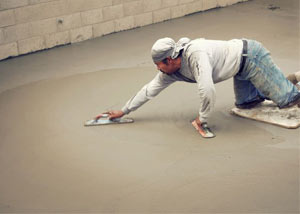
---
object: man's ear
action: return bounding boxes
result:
[166,56,172,64]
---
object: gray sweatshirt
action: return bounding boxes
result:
[121,38,244,122]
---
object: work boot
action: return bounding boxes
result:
[287,71,300,90]
[235,97,265,109]
[287,71,300,84]
[280,93,300,108]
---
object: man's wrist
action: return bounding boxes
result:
[198,115,208,124]
[121,106,130,115]
[196,116,201,125]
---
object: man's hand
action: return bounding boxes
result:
[194,116,202,126]
[191,117,215,138]
[105,110,125,119]
[192,117,204,136]
[95,110,124,120]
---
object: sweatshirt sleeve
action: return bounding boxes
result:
[189,51,216,123]
[121,72,176,114]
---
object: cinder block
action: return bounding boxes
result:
[103,4,124,21]
[179,0,194,4]
[93,20,115,37]
[0,42,18,60]
[57,13,82,32]
[134,12,152,27]
[0,29,4,44]
[31,18,57,37]
[29,0,56,4]
[143,0,161,12]
[153,8,170,23]
[112,0,122,5]
[3,23,31,43]
[162,0,179,8]
[18,36,45,55]
[232,0,243,4]
[228,0,242,6]
[14,1,65,24]
[0,10,15,27]
[123,1,143,16]
[202,0,218,11]
[186,1,203,14]
[226,0,237,4]
[81,8,103,25]
[0,0,29,10]
[70,25,93,43]
[45,30,70,48]
[171,5,187,19]
[114,16,135,32]
[66,0,112,13]
[217,0,229,7]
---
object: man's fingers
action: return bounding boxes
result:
[103,111,116,119]
[95,112,111,119]
[103,111,112,115]
[108,114,115,119]
[95,114,103,119]
[96,110,123,119]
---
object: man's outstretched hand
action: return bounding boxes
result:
[191,117,215,138]
[103,110,125,119]
[95,110,125,120]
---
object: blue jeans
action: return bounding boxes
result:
[234,40,299,107]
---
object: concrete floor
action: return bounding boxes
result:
[0,0,299,213]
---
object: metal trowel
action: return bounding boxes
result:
[84,114,134,126]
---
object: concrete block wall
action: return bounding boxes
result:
[0,0,248,61]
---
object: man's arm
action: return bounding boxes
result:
[108,72,175,119]
[189,51,216,123]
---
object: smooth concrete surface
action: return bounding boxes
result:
[0,0,299,213]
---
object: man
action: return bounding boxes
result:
[103,37,300,138]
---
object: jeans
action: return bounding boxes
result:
[234,40,299,107]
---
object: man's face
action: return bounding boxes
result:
[155,57,179,75]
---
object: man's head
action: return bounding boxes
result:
[155,56,181,75]
[151,37,190,74]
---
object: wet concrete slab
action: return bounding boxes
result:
[0,0,299,213]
